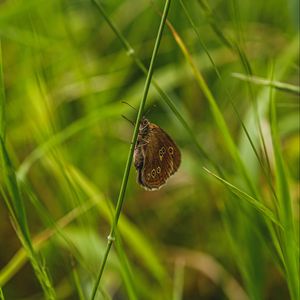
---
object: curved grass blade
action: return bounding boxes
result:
[203,167,282,228]
[232,73,300,95]
[269,74,299,300]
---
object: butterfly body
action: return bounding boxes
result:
[134,117,181,190]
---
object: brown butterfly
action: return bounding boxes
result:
[134,117,181,190]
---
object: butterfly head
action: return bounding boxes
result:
[139,117,150,136]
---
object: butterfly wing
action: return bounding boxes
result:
[139,123,181,190]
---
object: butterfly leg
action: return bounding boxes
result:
[135,139,149,148]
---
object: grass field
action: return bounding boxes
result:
[0,0,299,299]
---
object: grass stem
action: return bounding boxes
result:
[90,1,172,298]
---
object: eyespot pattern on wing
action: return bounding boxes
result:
[139,124,181,190]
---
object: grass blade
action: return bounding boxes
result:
[232,73,300,95]
[204,167,282,227]
[90,1,172,298]
[269,73,299,300]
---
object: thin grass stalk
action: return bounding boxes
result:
[0,39,5,139]
[90,1,172,299]
[0,287,4,300]
[21,179,93,278]
[203,168,282,227]
[0,139,56,299]
[269,75,299,300]
[0,42,56,299]
[172,259,185,300]
[114,233,138,300]
[230,0,276,201]
[230,0,277,209]
[71,256,85,300]
[232,73,300,95]
[106,194,137,300]
[0,199,95,286]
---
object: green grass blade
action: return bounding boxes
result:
[70,256,85,300]
[114,234,138,300]
[0,138,30,243]
[269,75,299,300]
[204,168,282,227]
[0,287,4,300]
[0,41,56,299]
[0,199,95,286]
[0,138,56,299]
[0,39,5,139]
[232,73,300,95]
[172,259,184,300]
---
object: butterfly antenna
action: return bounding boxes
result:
[121,101,137,111]
[144,104,157,117]
[122,114,135,127]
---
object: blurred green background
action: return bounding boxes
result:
[0,0,299,299]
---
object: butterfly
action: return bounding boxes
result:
[134,117,181,190]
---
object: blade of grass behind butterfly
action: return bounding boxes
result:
[43,146,102,262]
[70,256,85,300]
[0,39,14,220]
[105,196,138,300]
[0,138,56,298]
[17,102,126,180]
[16,44,108,289]
[110,208,170,300]
[164,11,271,299]
[269,69,299,300]
[203,168,281,227]
[237,37,299,206]
[172,259,185,300]
[108,199,169,299]
[205,167,285,298]
[0,39,5,140]
[232,73,300,95]
[0,198,95,286]
[0,41,56,298]
[114,235,138,300]
[230,0,276,201]
[19,178,96,278]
